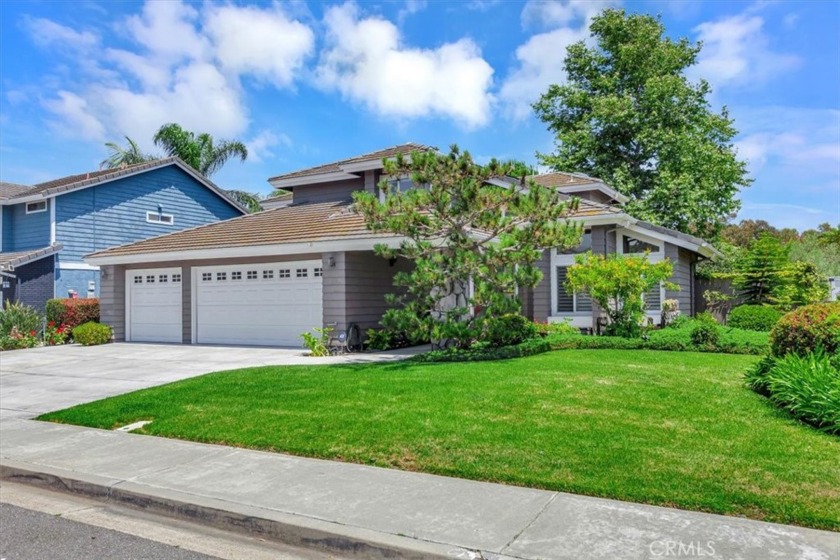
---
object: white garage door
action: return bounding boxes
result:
[126,268,183,343]
[194,260,323,346]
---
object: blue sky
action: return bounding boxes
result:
[1,0,838,231]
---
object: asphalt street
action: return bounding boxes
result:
[0,503,219,560]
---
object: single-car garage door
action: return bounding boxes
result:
[194,260,323,346]
[126,268,183,343]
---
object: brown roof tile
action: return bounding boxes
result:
[268,143,432,181]
[0,181,32,200]
[0,245,63,271]
[529,171,599,188]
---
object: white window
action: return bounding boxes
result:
[247,270,258,280]
[278,269,290,279]
[379,176,429,201]
[555,266,592,313]
[146,211,174,225]
[172,274,181,283]
[262,270,274,279]
[231,271,242,281]
[216,272,227,281]
[314,267,323,277]
[202,272,212,282]
[26,201,47,214]
[159,274,168,283]
[623,236,660,254]
[296,268,308,278]
[134,276,143,284]
[146,275,155,283]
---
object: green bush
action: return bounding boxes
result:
[415,337,550,363]
[365,328,393,351]
[533,320,579,337]
[761,350,840,434]
[45,298,100,332]
[71,321,112,346]
[770,302,840,357]
[483,314,537,347]
[300,326,331,357]
[691,322,720,348]
[0,301,43,338]
[727,305,782,332]
[745,355,776,395]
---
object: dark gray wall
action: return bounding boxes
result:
[530,250,552,322]
[100,264,125,340]
[292,178,363,204]
[664,243,695,315]
[9,256,55,311]
[322,250,411,334]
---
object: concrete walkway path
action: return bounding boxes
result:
[1,419,836,560]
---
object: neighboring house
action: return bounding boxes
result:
[260,190,293,210]
[0,158,245,311]
[84,143,718,347]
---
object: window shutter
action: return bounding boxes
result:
[645,284,662,311]
[556,266,574,312]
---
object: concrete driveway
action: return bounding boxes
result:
[0,343,420,420]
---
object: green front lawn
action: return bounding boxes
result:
[39,350,840,530]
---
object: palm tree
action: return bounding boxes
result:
[153,123,248,177]
[100,136,158,169]
[224,189,264,213]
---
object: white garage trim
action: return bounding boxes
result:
[125,267,183,343]
[191,260,323,347]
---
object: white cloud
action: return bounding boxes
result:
[26,0,314,152]
[245,130,292,164]
[42,91,106,139]
[691,13,800,89]
[500,1,615,120]
[21,16,99,51]
[398,0,428,21]
[204,3,314,88]
[315,2,494,128]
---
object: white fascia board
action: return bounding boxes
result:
[268,171,360,189]
[85,236,409,266]
[557,183,630,204]
[57,262,100,271]
[339,160,386,173]
[1,194,45,205]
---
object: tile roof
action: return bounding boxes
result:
[262,190,293,203]
[0,181,32,200]
[0,245,63,272]
[88,193,620,260]
[268,143,432,181]
[529,171,599,188]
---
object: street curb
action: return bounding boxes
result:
[0,460,480,560]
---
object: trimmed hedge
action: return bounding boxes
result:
[727,305,782,332]
[413,338,551,363]
[770,302,840,357]
[46,298,100,332]
[72,321,112,346]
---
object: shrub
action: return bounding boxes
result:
[44,321,69,346]
[690,322,720,348]
[762,350,840,434]
[301,326,332,357]
[770,302,840,357]
[415,337,551,363]
[365,328,393,351]
[482,314,537,348]
[72,321,112,346]
[533,320,579,337]
[0,301,43,338]
[745,354,776,395]
[0,327,40,350]
[727,305,782,332]
[45,298,100,332]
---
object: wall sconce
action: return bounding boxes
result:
[328,256,336,268]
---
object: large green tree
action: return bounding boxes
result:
[100,136,158,169]
[353,146,582,348]
[533,9,750,238]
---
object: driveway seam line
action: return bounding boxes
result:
[499,492,559,554]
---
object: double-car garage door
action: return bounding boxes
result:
[126,260,323,346]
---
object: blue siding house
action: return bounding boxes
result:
[1,159,244,310]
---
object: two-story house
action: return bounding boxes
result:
[84,144,717,347]
[0,158,245,311]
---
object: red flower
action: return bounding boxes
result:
[29,330,36,336]
[48,321,55,327]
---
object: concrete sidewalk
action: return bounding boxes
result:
[1,419,837,560]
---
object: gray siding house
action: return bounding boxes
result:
[85,144,717,347]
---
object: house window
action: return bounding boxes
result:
[247,270,258,280]
[133,276,143,284]
[645,284,662,311]
[296,268,308,278]
[146,275,155,283]
[146,211,174,225]
[379,177,429,201]
[216,272,227,281]
[623,236,659,254]
[313,267,323,277]
[25,201,47,214]
[202,272,212,281]
[263,270,274,279]
[172,274,181,283]
[278,269,290,279]
[562,229,592,254]
[231,271,242,281]
[555,266,592,313]
[159,274,168,283]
